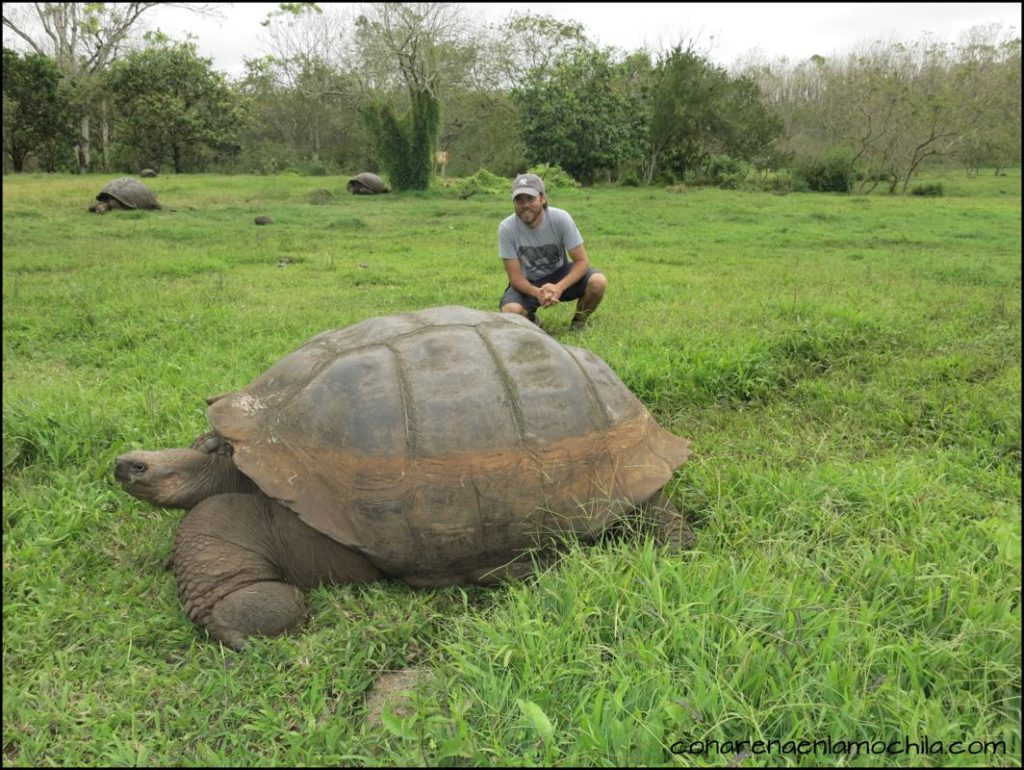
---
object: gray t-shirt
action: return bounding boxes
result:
[498,207,584,282]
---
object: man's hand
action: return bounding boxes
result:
[538,283,562,307]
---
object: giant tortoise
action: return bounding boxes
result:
[347,172,390,195]
[115,306,691,649]
[89,176,161,213]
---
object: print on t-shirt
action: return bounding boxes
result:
[518,243,563,277]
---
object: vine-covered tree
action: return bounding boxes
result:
[352,3,473,190]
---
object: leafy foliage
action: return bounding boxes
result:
[2,47,74,171]
[104,37,245,173]
[647,47,783,183]
[514,47,644,184]
[527,163,579,192]
[796,148,857,193]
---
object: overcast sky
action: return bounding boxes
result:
[28,2,1024,75]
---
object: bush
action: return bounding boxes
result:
[456,168,510,196]
[528,163,580,191]
[749,169,796,195]
[796,149,855,193]
[692,154,752,189]
[910,182,944,197]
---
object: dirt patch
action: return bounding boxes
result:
[364,667,433,728]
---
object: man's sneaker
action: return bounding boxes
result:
[570,312,588,331]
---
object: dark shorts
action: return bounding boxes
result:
[499,262,602,317]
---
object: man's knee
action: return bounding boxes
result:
[586,272,607,297]
[501,303,528,316]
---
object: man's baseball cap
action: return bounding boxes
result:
[512,173,545,199]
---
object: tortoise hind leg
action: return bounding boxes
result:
[637,488,695,550]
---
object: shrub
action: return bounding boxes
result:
[527,163,580,192]
[456,168,510,196]
[910,182,944,197]
[693,154,752,189]
[749,169,796,195]
[796,149,855,193]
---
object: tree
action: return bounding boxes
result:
[238,54,369,173]
[253,3,366,166]
[954,28,1021,175]
[747,28,1021,194]
[646,48,719,182]
[488,12,590,90]
[2,48,74,171]
[514,47,643,184]
[104,36,244,173]
[645,47,782,183]
[2,2,215,172]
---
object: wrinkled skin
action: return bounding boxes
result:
[115,443,384,650]
[114,440,691,650]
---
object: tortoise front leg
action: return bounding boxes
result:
[172,494,382,650]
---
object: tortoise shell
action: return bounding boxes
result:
[208,306,690,581]
[95,177,160,209]
[347,172,390,194]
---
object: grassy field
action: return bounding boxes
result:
[3,168,1021,766]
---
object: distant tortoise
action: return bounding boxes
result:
[347,172,390,195]
[115,306,692,649]
[89,177,161,213]
[140,168,158,178]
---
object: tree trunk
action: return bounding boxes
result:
[643,148,659,185]
[77,113,91,173]
[100,100,110,171]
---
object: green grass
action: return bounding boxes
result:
[3,167,1021,766]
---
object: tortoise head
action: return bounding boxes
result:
[114,447,256,510]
